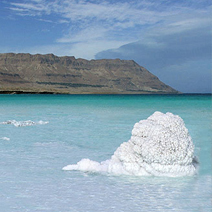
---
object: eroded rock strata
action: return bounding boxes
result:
[0,53,178,94]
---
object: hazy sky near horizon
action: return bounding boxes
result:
[0,0,211,93]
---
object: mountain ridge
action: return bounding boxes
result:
[0,53,179,94]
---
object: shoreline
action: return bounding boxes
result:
[0,91,210,95]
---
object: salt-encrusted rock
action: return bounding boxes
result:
[63,112,198,177]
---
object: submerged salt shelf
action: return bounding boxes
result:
[63,111,198,177]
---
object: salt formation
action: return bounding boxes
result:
[0,137,10,141]
[63,112,198,177]
[0,120,49,127]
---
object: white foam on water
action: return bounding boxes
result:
[0,120,49,127]
[63,112,198,177]
[0,137,10,141]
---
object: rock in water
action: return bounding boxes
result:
[63,112,198,177]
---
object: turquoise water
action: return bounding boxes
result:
[0,94,211,211]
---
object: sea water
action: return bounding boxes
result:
[0,94,211,212]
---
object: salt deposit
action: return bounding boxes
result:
[0,120,49,127]
[0,137,10,141]
[63,112,198,177]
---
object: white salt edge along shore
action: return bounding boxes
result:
[63,111,198,177]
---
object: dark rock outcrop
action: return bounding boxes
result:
[0,53,178,94]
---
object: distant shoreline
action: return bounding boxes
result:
[0,91,211,95]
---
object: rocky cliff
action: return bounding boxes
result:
[0,53,178,94]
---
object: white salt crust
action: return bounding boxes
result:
[0,137,10,141]
[0,120,49,127]
[63,112,198,177]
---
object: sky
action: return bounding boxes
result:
[0,0,211,93]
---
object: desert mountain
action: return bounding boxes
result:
[0,53,178,94]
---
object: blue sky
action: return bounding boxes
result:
[0,0,211,93]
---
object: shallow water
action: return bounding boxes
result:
[0,94,211,211]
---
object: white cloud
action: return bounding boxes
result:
[10,2,50,15]
[57,26,108,43]
[70,40,129,59]
[8,0,163,30]
[22,39,128,60]
[6,0,212,60]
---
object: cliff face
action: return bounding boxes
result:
[0,53,178,94]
